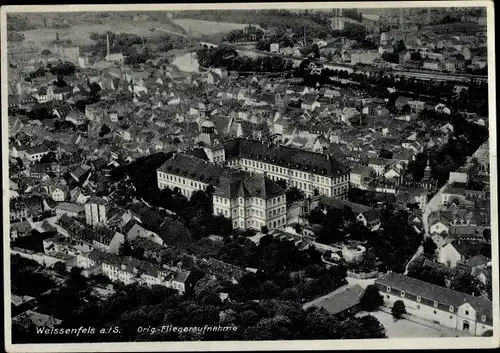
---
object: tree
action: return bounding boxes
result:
[99,124,111,137]
[422,237,438,257]
[286,186,305,204]
[410,51,422,61]
[308,209,326,225]
[7,31,25,42]
[260,225,269,235]
[450,273,485,296]
[53,261,67,275]
[379,149,393,159]
[118,240,133,256]
[39,151,57,164]
[391,300,406,319]
[394,39,406,54]
[338,314,387,339]
[401,104,411,114]
[359,285,384,311]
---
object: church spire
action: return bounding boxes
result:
[424,153,432,180]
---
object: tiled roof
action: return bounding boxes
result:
[465,254,490,268]
[319,195,371,214]
[157,153,228,185]
[55,202,84,213]
[376,272,492,319]
[27,145,50,155]
[360,208,382,222]
[214,172,285,200]
[12,310,62,328]
[222,138,349,177]
[314,284,364,315]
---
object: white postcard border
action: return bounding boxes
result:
[2,1,498,351]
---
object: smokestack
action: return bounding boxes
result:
[106,32,110,58]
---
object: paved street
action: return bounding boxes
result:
[356,310,443,338]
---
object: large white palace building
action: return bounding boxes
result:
[157,153,286,231]
[213,138,350,200]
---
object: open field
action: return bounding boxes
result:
[172,19,251,36]
[16,21,187,51]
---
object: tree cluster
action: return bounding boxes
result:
[197,47,293,72]
[13,281,386,343]
[7,15,37,31]
[408,111,488,185]
[367,210,423,273]
[342,9,363,23]
[11,255,57,297]
[225,26,265,43]
[214,235,348,303]
[8,31,25,43]
[339,22,367,43]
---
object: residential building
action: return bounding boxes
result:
[356,209,382,230]
[101,254,192,294]
[26,145,50,162]
[55,202,84,218]
[84,196,110,227]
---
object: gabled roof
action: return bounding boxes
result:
[320,195,371,214]
[214,172,285,200]
[158,153,228,185]
[314,284,364,315]
[222,138,349,177]
[359,208,381,223]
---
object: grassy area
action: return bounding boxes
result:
[8,12,187,52]
[18,21,186,50]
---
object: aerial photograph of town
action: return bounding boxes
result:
[2,3,496,349]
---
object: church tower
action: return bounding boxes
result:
[201,93,212,118]
[423,155,432,181]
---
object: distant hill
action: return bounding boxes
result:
[173,9,329,32]
[7,12,188,52]
[7,12,187,34]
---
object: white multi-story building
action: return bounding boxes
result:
[157,154,225,199]
[35,86,63,103]
[375,272,492,336]
[85,197,109,227]
[26,145,50,162]
[101,254,191,294]
[213,172,286,231]
[157,153,287,231]
[213,138,350,199]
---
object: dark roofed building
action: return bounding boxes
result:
[318,195,372,214]
[312,284,364,317]
[158,153,287,231]
[215,138,350,199]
